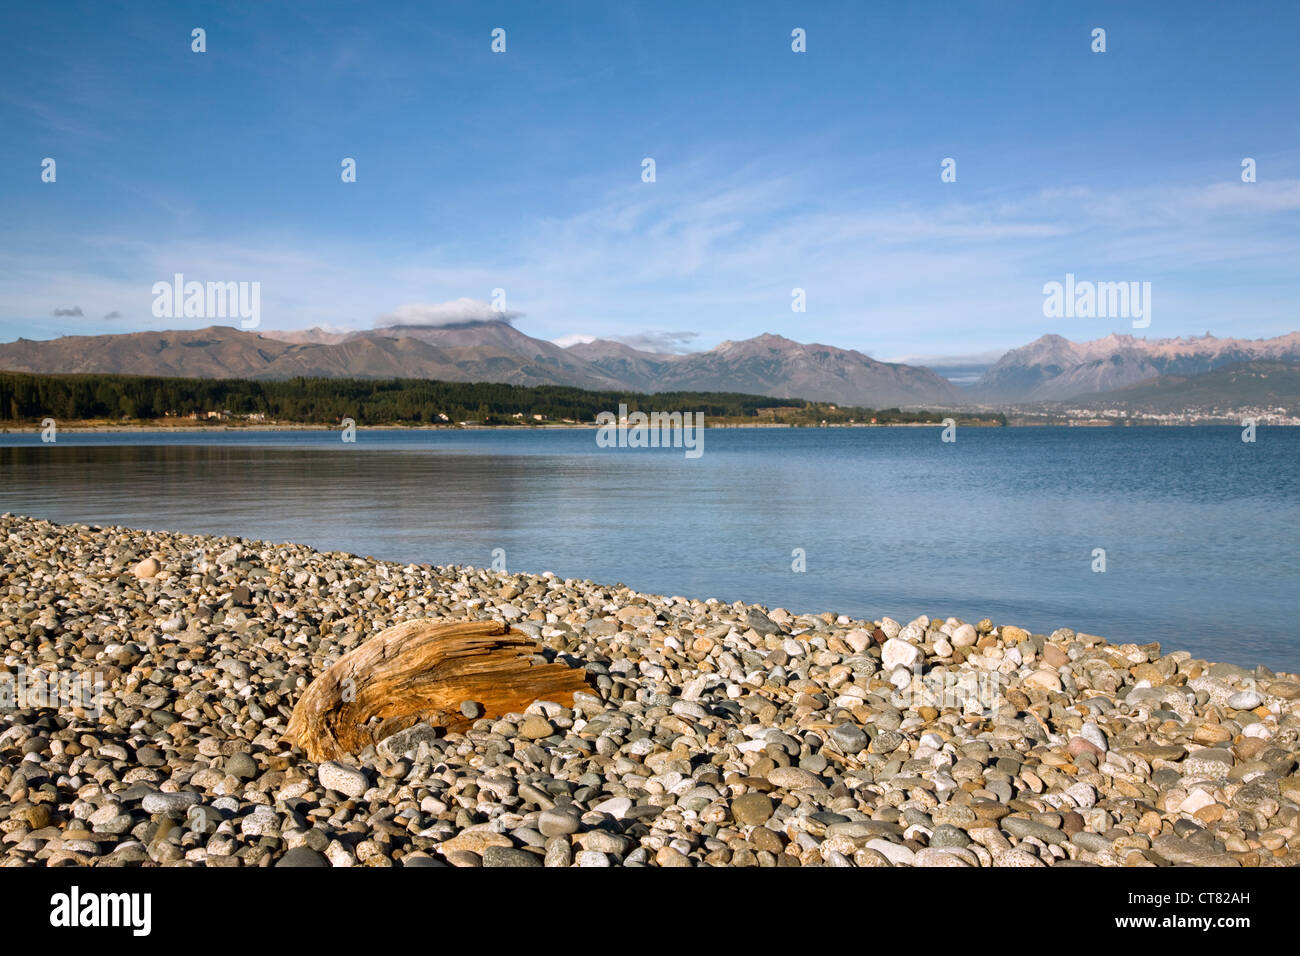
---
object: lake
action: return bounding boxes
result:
[2,425,1297,669]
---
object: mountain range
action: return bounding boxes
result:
[1,323,1297,411]
[1044,361,1300,415]
[966,332,1300,403]
[0,323,962,407]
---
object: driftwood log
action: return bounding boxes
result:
[284,618,590,762]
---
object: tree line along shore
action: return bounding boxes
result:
[0,371,1006,429]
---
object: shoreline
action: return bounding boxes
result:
[0,420,964,433]
[1,512,1297,868]
[0,420,1288,434]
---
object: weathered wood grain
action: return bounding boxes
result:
[284,618,590,761]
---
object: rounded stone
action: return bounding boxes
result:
[141,791,201,814]
[538,806,583,837]
[544,837,572,867]
[731,792,775,826]
[882,637,921,672]
[276,847,329,867]
[951,624,977,647]
[656,846,692,867]
[518,715,555,740]
[829,722,869,754]
[928,824,971,848]
[767,766,821,790]
[318,761,369,798]
[483,846,543,867]
[1080,722,1109,752]
[1228,690,1262,710]
[133,557,160,579]
[225,751,258,780]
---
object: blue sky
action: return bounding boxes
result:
[2,0,1297,362]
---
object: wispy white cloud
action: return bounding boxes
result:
[612,330,700,353]
[3,160,1298,353]
[375,298,520,328]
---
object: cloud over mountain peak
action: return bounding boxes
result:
[375,298,522,329]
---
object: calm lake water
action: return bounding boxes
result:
[2,426,1297,669]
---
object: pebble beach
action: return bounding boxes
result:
[2,512,1298,868]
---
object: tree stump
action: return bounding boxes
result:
[284,618,590,762]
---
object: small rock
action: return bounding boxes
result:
[671,699,708,721]
[544,837,572,867]
[240,805,279,837]
[929,825,971,849]
[133,557,160,579]
[1080,722,1108,753]
[318,761,369,798]
[578,831,630,856]
[225,751,258,780]
[731,793,775,826]
[1181,749,1235,779]
[865,839,914,866]
[1180,788,1218,815]
[1003,817,1068,845]
[1228,690,1262,710]
[518,715,554,740]
[1042,644,1069,668]
[768,766,821,790]
[377,723,439,761]
[914,847,973,867]
[140,791,201,814]
[538,806,582,837]
[656,846,692,867]
[829,722,869,754]
[483,846,542,867]
[951,623,977,647]
[592,796,633,818]
[276,847,329,867]
[1024,669,1062,693]
[439,831,512,857]
[882,637,921,672]
[1068,736,1105,759]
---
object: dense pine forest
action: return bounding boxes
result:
[0,371,995,427]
